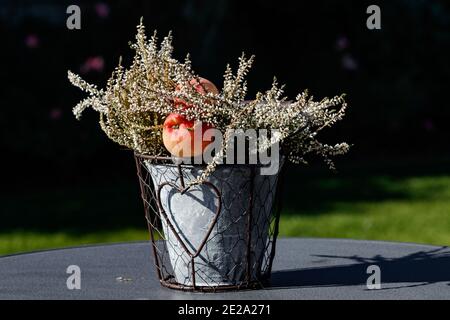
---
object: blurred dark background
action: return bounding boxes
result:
[1,0,449,252]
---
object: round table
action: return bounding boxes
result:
[0,238,449,300]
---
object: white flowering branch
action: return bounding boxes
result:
[68,19,350,183]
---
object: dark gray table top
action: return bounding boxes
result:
[0,238,449,300]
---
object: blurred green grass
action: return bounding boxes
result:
[280,175,450,245]
[1,158,449,256]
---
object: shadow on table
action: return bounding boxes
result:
[269,247,450,290]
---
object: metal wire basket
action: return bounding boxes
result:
[135,152,284,292]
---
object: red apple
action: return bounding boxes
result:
[163,77,218,157]
[162,113,213,158]
[174,77,219,108]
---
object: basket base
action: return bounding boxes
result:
[160,276,269,292]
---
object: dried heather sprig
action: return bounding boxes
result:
[68,19,350,183]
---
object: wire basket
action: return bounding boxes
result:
[134,153,284,292]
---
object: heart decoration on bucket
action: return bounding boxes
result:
[156,181,222,260]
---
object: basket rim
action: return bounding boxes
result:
[134,152,285,169]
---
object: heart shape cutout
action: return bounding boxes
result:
[156,181,222,259]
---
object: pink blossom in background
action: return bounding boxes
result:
[423,119,435,131]
[336,36,349,51]
[80,56,105,74]
[95,2,110,18]
[49,108,63,121]
[341,54,358,71]
[25,34,40,48]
